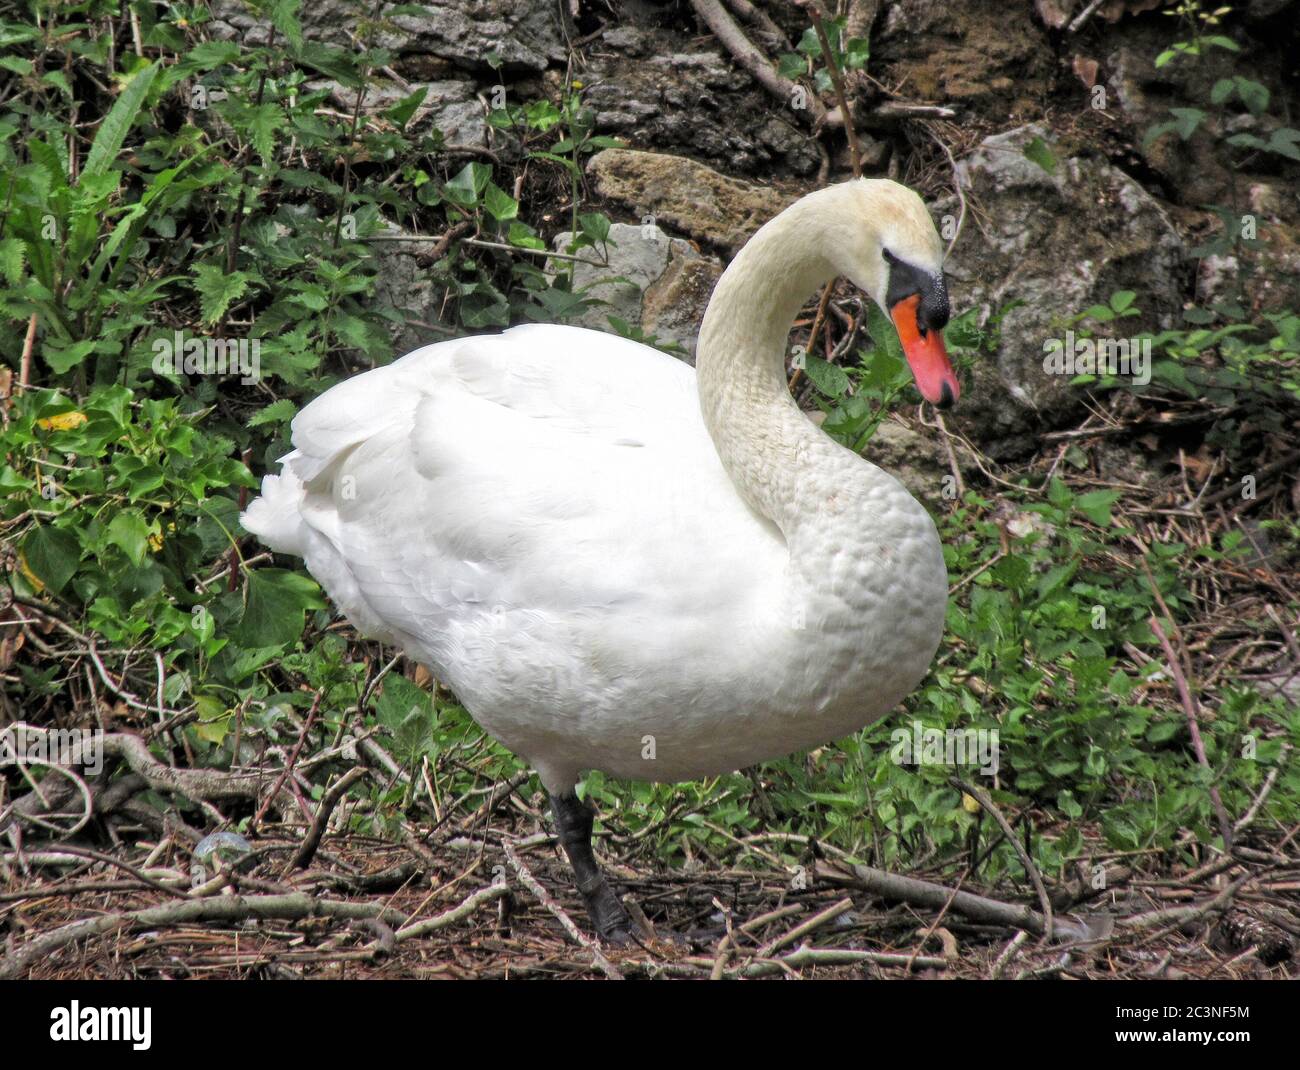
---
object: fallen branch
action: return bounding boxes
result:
[4,724,283,810]
[291,766,369,870]
[951,776,1055,943]
[691,0,828,127]
[815,860,1096,942]
[0,892,406,980]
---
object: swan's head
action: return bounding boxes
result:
[833,179,960,408]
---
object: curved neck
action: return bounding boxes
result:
[695,186,877,539]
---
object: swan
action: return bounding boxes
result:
[241,177,959,942]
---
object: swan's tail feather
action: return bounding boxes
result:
[240,461,308,558]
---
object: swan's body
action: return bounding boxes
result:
[244,178,959,938]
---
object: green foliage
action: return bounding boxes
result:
[807,303,996,453]
[777,16,869,95]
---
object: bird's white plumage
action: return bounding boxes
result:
[243,179,951,793]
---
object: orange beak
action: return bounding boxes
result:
[890,294,959,408]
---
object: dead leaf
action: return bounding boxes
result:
[1073,55,1100,89]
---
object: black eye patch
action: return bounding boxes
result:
[883,249,950,333]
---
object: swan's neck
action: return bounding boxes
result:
[696,188,885,543]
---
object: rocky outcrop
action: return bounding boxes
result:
[550,222,721,358]
[210,0,565,71]
[585,149,798,254]
[942,124,1186,452]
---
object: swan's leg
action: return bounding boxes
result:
[549,790,632,943]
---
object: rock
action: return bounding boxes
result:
[641,257,724,359]
[371,220,445,354]
[209,0,565,72]
[1196,223,1300,315]
[582,39,823,177]
[586,149,797,254]
[877,0,1052,115]
[863,420,970,505]
[942,123,1185,453]
[1104,31,1239,206]
[550,222,721,358]
[308,78,487,148]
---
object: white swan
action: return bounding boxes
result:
[242,178,959,940]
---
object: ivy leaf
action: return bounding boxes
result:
[482,181,518,222]
[1023,136,1058,175]
[107,510,151,566]
[235,569,325,648]
[442,161,491,208]
[22,525,81,593]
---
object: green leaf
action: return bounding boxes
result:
[1023,136,1057,175]
[106,510,150,567]
[22,525,81,593]
[179,41,242,72]
[1109,290,1136,314]
[1202,35,1240,52]
[248,399,298,429]
[1210,78,1234,106]
[1075,489,1121,527]
[1266,128,1300,162]
[577,211,610,243]
[803,355,850,397]
[82,61,159,183]
[1169,107,1205,140]
[247,102,285,164]
[0,237,25,285]
[270,0,304,53]
[443,161,491,208]
[41,70,72,99]
[1233,77,1269,115]
[43,339,96,374]
[236,569,325,648]
[384,86,428,129]
[482,181,518,222]
[296,41,363,86]
[375,673,434,730]
[193,263,254,324]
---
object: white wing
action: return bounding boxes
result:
[242,324,787,784]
